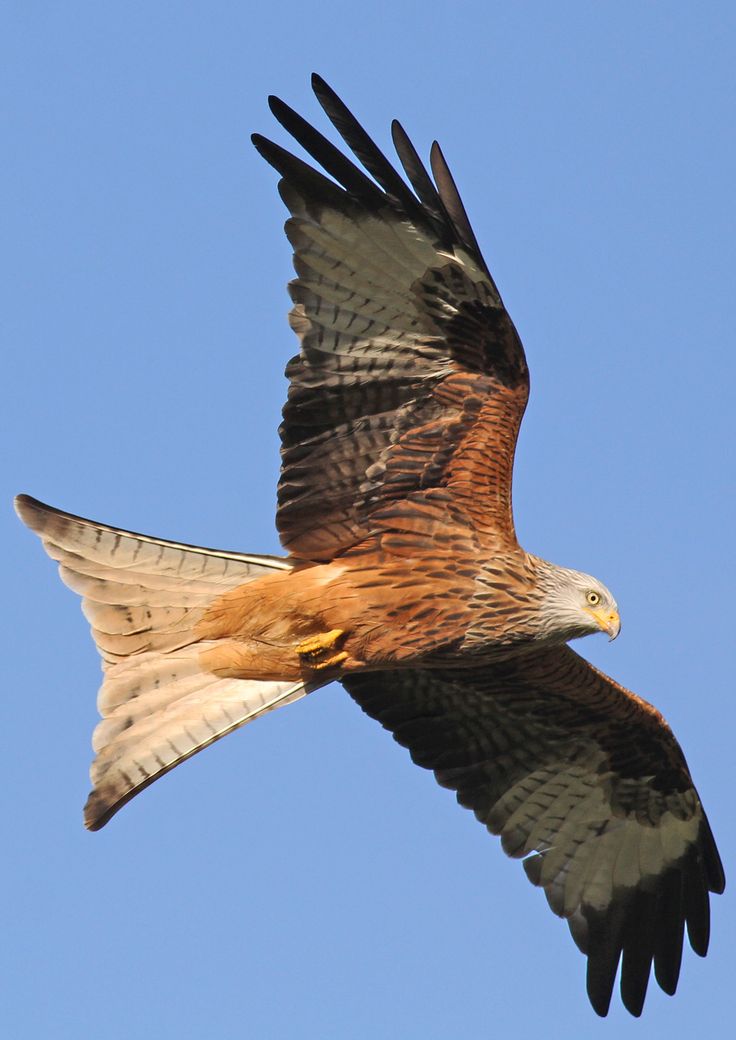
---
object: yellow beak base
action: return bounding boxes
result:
[586,607,621,640]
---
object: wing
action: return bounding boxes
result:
[253,75,529,562]
[343,647,724,1017]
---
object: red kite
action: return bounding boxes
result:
[16,75,723,1017]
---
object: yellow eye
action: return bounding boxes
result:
[586,591,601,606]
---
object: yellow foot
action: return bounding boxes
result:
[295,629,347,670]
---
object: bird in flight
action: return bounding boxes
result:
[16,74,723,1018]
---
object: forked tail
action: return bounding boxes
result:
[15,495,312,830]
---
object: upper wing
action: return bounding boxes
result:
[343,647,724,1017]
[253,75,529,562]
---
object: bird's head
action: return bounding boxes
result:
[536,563,620,644]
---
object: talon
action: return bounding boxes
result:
[305,649,348,671]
[296,629,347,670]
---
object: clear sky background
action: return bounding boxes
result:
[3,3,734,1037]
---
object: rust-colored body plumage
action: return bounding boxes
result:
[195,519,542,680]
[15,75,723,1019]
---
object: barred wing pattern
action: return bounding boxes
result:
[254,75,528,562]
[344,648,725,1017]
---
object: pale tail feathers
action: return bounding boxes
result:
[87,657,307,830]
[15,495,313,830]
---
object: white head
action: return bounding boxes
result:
[536,562,620,644]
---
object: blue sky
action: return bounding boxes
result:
[3,3,734,1037]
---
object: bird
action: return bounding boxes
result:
[15,74,723,1018]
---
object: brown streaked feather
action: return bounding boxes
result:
[254,78,528,562]
[343,646,724,1018]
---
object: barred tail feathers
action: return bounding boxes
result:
[14,495,310,829]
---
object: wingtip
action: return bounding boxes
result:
[311,73,340,111]
[267,94,282,117]
[622,997,645,1019]
[654,964,680,996]
[586,978,614,1018]
[251,132,271,159]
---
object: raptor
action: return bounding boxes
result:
[16,75,723,1018]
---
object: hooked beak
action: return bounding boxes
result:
[586,607,621,641]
